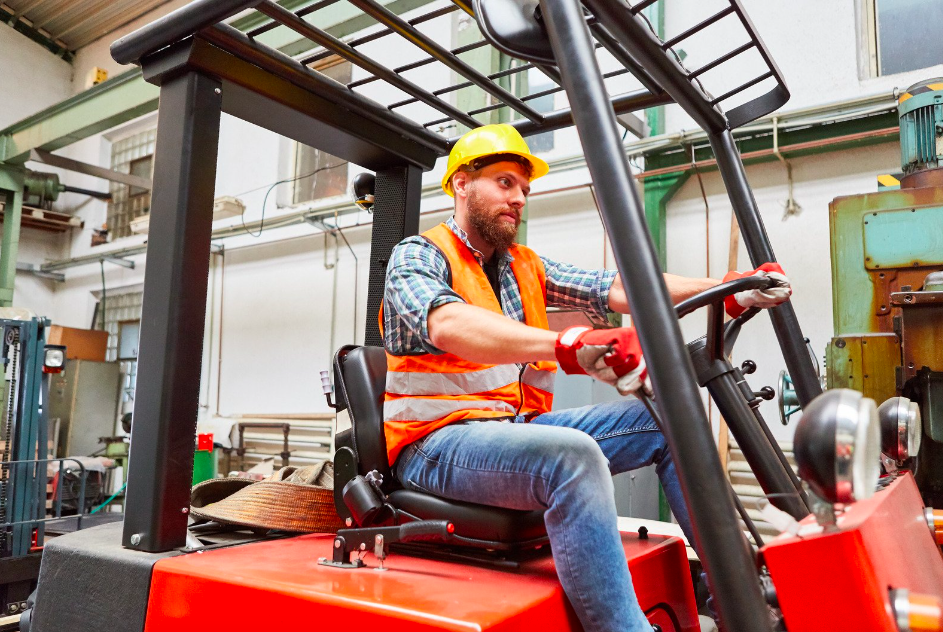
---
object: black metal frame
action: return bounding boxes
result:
[106,1,824,630]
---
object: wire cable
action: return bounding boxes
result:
[90,481,127,515]
[323,215,360,343]
[241,161,348,238]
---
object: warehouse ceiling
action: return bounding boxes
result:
[1,0,173,55]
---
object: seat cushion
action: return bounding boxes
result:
[389,489,547,544]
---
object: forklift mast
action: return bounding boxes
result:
[0,317,49,616]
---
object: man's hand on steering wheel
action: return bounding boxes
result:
[723,262,792,319]
[555,326,653,397]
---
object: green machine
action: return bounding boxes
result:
[828,78,943,506]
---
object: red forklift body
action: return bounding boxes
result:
[143,531,698,632]
[762,473,943,632]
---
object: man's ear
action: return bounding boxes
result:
[452,171,470,198]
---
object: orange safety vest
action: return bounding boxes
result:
[383,223,557,465]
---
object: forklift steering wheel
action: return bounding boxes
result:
[672,276,777,362]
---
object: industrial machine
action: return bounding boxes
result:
[827,79,943,507]
[16,1,943,631]
[20,172,111,210]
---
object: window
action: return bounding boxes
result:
[117,321,140,416]
[108,130,156,240]
[95,290,143,416]
[293,59,350,204]
[869,0,943,76]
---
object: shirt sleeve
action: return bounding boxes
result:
[540,255,617,321]
[384,237,466,354]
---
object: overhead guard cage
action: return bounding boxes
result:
[111,1,820,630]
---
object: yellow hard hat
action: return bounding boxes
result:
[441,124,550,196]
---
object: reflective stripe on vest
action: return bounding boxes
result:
[384,397,517,422]
[521,364,555,394]
[386,364,521,396]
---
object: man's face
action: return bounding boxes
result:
[461,161,531,252]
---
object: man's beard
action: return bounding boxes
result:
[466,184,519,252]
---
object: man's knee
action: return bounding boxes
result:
[550,429,611,484]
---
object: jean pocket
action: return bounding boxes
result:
[395,433,432,478]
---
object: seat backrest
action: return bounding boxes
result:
[336,345,391,480]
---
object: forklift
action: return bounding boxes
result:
[19,0,943,631]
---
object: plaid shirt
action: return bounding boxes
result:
[383,217,616,355]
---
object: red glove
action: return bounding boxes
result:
[723,262,792,319]
[555,326,652,396]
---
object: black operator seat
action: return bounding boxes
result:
[334,345,548,547]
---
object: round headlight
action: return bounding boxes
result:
[878,396,922,462]
[794,389,881,504]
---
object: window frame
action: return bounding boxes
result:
[107,129,157,241]
[291,56,351,205]
[864,0,943,78]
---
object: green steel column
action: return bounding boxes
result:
[642,171,689,269]
[0,166,25,307]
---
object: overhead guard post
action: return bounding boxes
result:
[122,71,221,552]
[364,166,423,348]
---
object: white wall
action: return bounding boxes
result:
[0,23,73,129]
[10,227,68,317]
[69,0,190,94]
[0,23,73,315]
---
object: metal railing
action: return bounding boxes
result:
[1,458,89,537]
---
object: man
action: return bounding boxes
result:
[382,124,791,632]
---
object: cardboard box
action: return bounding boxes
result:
[47,326,108,362]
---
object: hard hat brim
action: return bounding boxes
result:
[441,150,550,197]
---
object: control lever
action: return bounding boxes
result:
[319,520,455,569]
[741,360,757,375]
[753,387,775,401]
[320,370,336,409]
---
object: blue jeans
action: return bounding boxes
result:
[394,399,694,632]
